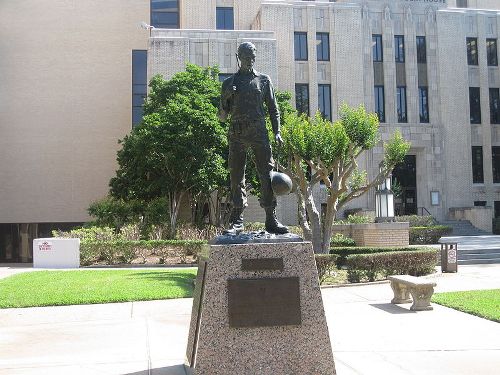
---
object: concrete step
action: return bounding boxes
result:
[439,220,491,236]
[459,253,500,260]
[458,258,500,265]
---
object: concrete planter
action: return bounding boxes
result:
[332,222,409,247]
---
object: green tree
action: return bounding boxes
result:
[110,64,227,237]
[278,104,410,253]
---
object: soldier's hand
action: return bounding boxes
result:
[275,133,284,146]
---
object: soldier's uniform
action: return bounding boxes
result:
[219,69,280,212]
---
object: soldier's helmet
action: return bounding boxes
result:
[237,42,257,57]
[271,171,293,196]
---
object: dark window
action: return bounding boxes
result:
[457,0,468,8]
[397,86,407,123]
[467,37,479,65]
[318,84,331,121]
[294,32,308,61]
[132,50,147,127]
[416,36,427,64]
[474,201,487,206]
[487,39,498,66]
[216,7,234,30]
[493,146,500,183]
[316,33,330,61]
[373,34,383,62]
[419,87,429,123]
[470,87,482,124]
[374,86,385,123]
[495,201,500,218]
[150,0,179,29]
[395,35,405,63]
[218,73,232,82]
[490,88,500,124]
[295,84,309,115]
[472,146,484,183]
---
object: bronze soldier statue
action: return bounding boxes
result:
[219,42,289,235]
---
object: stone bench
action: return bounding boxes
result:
[388,275,437,311]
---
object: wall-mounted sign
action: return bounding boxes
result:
[431,191,440,206]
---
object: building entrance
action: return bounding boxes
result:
[392,155,417,216]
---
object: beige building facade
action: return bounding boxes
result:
[1,0,500,261]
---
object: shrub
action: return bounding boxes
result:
[334,214,374,225]
[244,222,303,237]
[315,254,339,285]
[330,233,355,247]
[331,246,432,267]
[395,215,436,227]
[79,240,207,266]
[53,226,118,242]
[344,249,438,283]
[409,225,452,244]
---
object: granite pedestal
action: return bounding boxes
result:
[185,241,336,375]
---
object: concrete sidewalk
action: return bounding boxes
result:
[0,265,499,374]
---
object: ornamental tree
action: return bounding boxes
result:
[278,104,410,253]
[110,64,227,237]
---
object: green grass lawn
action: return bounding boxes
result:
[432,289,500,323]
[0,269,197,308]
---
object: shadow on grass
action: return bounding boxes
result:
[369,303,416,314]
[126,271,196,292]
[123,364,186,375]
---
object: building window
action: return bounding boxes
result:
[132,50,147,127]
[397,86,407,123]
[395,35,405,63]
[472,146,484,183]
[316,33,330,61]
[374,86,385,123]
[295,84,310,115]
[416,36,427,64]
[487,39,498,66]
[318,84,331,121]
[419,87,429,123]
[150,0,179,29]
[495,201,500,218]
[294,32,308,61]
[457,0,468,8]
[493,146,500,183]
[467,37,479,65]
[470,87,482,124]
[216,7,234,30]
[373,34,383,62]
[490,88,500,124]
[474,201,487,206]
[218,73,232,82]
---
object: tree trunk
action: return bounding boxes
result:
[321,195,338,253]
[168,191,184,239]
[304,191,322,253]
[296,190,312,241]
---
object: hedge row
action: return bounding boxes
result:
[344,249,438,283]
[409,225,452,244]
[314,254,339,284]
[331,246,432,266]
[80,240,206,266]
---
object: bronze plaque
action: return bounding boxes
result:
[241,258,284,271]
[227,277,301,328]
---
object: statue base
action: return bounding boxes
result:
[184,241,336,375]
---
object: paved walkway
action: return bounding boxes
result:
[0,265,499,374]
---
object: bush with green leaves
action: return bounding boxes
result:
[409,225,452,244]
[395,215,436,227]
[315,254,339,285]
[330,233,356,247]
[344,248,438,283]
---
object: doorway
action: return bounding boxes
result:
[392,155,417,216]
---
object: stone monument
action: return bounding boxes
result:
[184,42,336,374]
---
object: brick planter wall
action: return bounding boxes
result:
[332,222,410,247]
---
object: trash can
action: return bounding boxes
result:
[439,242,458,273]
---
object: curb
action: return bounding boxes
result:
[320,279,390,289]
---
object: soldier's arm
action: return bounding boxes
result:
[219,79,231,122]
[264,77,280,135]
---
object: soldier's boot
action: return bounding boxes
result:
[223,208,244,235]
[265,207,289,234]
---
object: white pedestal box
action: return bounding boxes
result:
[33,238,80,268]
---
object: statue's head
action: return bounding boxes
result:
[237,42,256,72]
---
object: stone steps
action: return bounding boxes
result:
[440,220,491,236]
